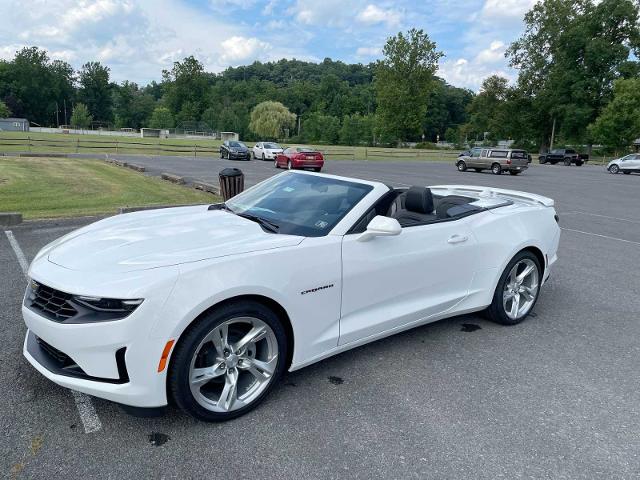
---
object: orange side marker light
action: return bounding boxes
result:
[157,339,175,373]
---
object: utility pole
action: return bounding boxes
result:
[55,102,60,127]
[549,117,556,151]
[63,99,68,126]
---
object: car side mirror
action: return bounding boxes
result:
[357,216,402,242]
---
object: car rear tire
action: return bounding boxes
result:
[609,164,619,174]
[457,161,467,172]
[539,157,546,164]
[576,161,583,166]
[486,250,541,326]
[491,163,502,175]
[168,300,288,422]
[564,159,571,166]
[313,167,321,172]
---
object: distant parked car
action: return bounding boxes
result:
[253,142,283,160]
[456,147,529,175]
[275,146,324,172]
[220,141,250,160]
[538,149,588,166]
[607,153,640,174]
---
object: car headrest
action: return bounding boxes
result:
[405,186,434,214]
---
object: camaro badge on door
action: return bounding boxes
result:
[301,284,334,295]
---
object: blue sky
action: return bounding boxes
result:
[0,0,537,90]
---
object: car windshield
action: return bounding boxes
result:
[225,172,373,237]
[263,143,280,149]
[229,141,245,148]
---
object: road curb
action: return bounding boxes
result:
[126,163,146,172]
[161,172,185,184]
[0,212,23,226]
[193,180,220,195]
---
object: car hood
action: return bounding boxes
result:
[45,205,304,273]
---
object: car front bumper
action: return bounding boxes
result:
[22,301,170,407]
[228,152,250,160]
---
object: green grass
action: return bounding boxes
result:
[0,156,217,219]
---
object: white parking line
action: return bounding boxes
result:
[561,211,640,225]
[4,230,103,434]
[560,227,640,246]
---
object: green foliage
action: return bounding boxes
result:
[589,78,640,149]
[0,47,74,126]
[339,113,374,145]
[112,81,155,129]
[507,0,640,147]
[162,56,208,120]
[374,29,443,143]
[0,99,10,117]
[70,103,92,129]
[301,113,341,144]
[78,62,112,122]
[465,75,510,142]
[149,106,174,129]
[249,101,296,139]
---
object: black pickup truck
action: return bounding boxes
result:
[538,149,589,166]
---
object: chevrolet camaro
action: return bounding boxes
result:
[22,171,560,421]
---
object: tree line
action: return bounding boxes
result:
[0,0,638,152]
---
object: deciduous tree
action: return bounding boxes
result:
[249,101,296,139]
[374,29,443,143]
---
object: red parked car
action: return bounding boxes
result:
[274,146,324,172]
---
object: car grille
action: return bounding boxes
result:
[29,282,78,322]
[36,336,75,368]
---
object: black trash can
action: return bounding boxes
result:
[219,168,245,201]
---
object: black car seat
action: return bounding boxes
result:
[436,195,473,219]
[392,186,435,226]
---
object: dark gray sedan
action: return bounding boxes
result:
[220,141,250,160]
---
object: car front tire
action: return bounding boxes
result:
[287,160,292,170]
[168,300,288,422]
[457,160,467,172]
[609,164,619,174]
[486,250,541,326]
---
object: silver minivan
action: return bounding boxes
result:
[457,148,529,175]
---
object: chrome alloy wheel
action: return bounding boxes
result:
[189,317,278,413]
[502,258,539,320]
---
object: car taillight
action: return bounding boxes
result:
[507,159,512,164]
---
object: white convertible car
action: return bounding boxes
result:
[22,171,560,421]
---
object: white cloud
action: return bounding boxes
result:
[438,39,514,91]
[209,0,256,11]
[220,36,272,63]
[291,0,359,26]
[480,0,538,20]
[356,46,381,57]
[475,40,506,64]
[357,4,402,27]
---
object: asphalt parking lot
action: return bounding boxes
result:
[2,158,640,479]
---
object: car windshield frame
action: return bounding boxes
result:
[224,172,373,237]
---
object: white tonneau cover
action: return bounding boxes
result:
[430,185,555,208]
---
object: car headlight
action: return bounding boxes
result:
[26,280,143,323]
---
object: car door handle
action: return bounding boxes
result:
[448,234,468,244]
